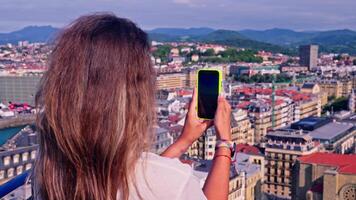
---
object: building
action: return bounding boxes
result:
[293,153,356,200]
[246,99,294,144]
[0,125,38,184]
[156,69,196,90]
[349,89,356,113]
[340,78,353,97]
[262,127,319,199]
[280,66,309,73]
[0,73,42,105]
[300,83,327,106]
[235,152,264,200]
[292,117,355,154]
[152,127,173,154]
[299,45,318,70]
[318,79,343,98]
[231,110,254,145]
[193,160,246,200]
[186,127,216,160]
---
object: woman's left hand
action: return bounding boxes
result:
[178,88,213,146]
[161,89,212,158]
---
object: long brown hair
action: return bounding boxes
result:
[34,13,155,200]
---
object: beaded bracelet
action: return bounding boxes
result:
[214,154,231,160]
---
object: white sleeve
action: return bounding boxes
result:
[177,174,207,200]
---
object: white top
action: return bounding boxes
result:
[126,152,207,200]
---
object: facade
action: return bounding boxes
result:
[235,153,264,200]
[299,45,319,70]
[231,110,254,145]
[0,125,38,184]
[193,160,246,200]
[349,89,356,113]
[186,127,216,160]
[152,127,173,154]
[0,73,42,105]
[293,153,356,200]
[318,79,343,98]
[156,69,196,90]
[300,83,327,106]
[341,78,353,97]
[262,128,319,199]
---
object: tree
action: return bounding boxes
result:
[203,48,215,56]
[152,45,171,62]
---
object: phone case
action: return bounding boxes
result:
[196,69,223,120]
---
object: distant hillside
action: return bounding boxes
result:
[0,26,59,44]
[2,26,356,55]
[149,29,295,54]
[239,28,316,45]
[239,28,356,54]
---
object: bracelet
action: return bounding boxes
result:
[214,154,231,160]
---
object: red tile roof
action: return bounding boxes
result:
[237,101,251,109]
[235,144,262,155]
[298,153,356,174]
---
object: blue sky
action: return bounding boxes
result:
[1,0,355,32]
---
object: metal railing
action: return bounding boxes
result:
[0,170,30,198]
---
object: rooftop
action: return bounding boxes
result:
[298,152,356,174]
[234,153,262,178]
[308,122,354,141]
[291,117,332,131]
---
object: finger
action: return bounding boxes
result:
[189,88,198,111]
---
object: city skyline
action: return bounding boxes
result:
[1,0,356,32]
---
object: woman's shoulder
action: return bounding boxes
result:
[129,152,205,200]
[138,152,193,177]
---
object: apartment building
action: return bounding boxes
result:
[318,79,343,98]
[156,69,196,90]
[294,96,321,121]
[193,160,246,200]
[0,125,38,184]
[262,127,319,199]
[235,152,264,200]
[246,99,294,144]
[186,127,216,160]
[340,78,353,97]
[231,110,254,145]
[0,72,43,105]
[349,89,356,113]
[152,127,173,154]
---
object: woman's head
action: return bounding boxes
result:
[34,13,155,200]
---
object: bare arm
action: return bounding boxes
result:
[162,92,232,200]
[203,97,232,200]
[161,88,212,158]
[203,148,231,200]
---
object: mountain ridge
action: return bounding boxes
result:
[1,26,356,54]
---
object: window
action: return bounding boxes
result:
[0,171,4,180]
[31,151,37,159]
[7,168,14,178]
[13,154,20,164]
[25,163,32,170]
[3,156,11,166]
[16,166,23,175]
[22,152,29,162]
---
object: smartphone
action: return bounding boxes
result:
[197,69,222,120]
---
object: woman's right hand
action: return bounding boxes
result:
[214,96,232,141]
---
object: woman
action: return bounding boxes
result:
[34,13,232,200]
